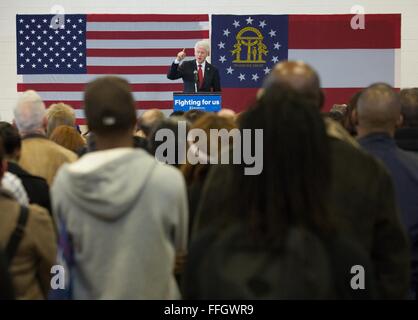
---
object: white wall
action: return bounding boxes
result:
[1,0,417,121]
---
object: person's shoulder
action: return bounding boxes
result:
[27,138,77,162]
[150,163,186,195]
[181,59,195,68]
[28,203,51,222]
[329,137,383,171]
[9,162,48,184]
[153,162,184,183]
[206,61,219,71]
[398,147,418,165]
[329,137,395,198]
[26,204,55,239]
[47,140,78,161]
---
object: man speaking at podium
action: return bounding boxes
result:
[167,40,221,93]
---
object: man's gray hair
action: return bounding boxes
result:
[14,90,46,134]
[194,40,210,55]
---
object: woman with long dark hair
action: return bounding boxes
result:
[183,85,376,299]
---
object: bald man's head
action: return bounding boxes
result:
[263,61,323,108]
[357,83,401,135]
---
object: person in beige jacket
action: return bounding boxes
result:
[14,91,77,186]
[0,141,57,299]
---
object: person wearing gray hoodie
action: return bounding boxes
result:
[51,76,188,299]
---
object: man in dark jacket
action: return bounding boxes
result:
[193,61,410,299]
[0,122,51,213]
[167,41,221,93]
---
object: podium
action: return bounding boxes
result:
[173,92,222,112]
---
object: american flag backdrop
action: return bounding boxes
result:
[16,14,209,124]
[16,13,401,123]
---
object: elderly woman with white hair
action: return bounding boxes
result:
[167,40,221,93]
[14,90,77,186]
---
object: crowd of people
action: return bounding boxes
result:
[0,60,417,300]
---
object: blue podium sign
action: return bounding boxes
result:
[173,92,222,112]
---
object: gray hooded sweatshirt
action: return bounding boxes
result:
[51,148,188,299]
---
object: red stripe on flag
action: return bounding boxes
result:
[43,100,174,109]
[87,66,168,74]
[289,14,401,49]
[221,88,259,113]
[18,83,183,92]
[44,101,81,108]
[86,30,209,40]
[87,48,195,57]
[87,14,209,22]
[18,83,87,92]
[221,88,363,113]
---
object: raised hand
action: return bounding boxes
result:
[176,48,186,61]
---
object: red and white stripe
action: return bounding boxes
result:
[221,14,401,113]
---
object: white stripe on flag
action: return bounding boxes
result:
[36,91,174,101]
[21,74,182,84]
[86,39,201,49]
[288,49,396,88]
[87,21,210,32]
[87,57,176,66]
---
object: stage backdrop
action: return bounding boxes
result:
[16,13,400,123]
[16,14,209,124]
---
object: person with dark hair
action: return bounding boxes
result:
[136,109,165,138]
[184,110,206,124]
[194,61,410,299]
[344,90,363,136]
[51,76,188,299]
[356,83,418,299]
[0,137,57,299]
[0,121,51,213]
[184,87,377,299]
[395,88,418,153]
[148,117,189,167]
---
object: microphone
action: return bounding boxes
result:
[193,70,198,92]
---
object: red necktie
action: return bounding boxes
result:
[198,64,204,89]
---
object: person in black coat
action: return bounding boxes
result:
[167,40,221,93]
[395,88,418,154]
[0,122,51,214]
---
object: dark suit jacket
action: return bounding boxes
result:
[7,161,51,214]
[167,59,221,93]
[358,132,418,295]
